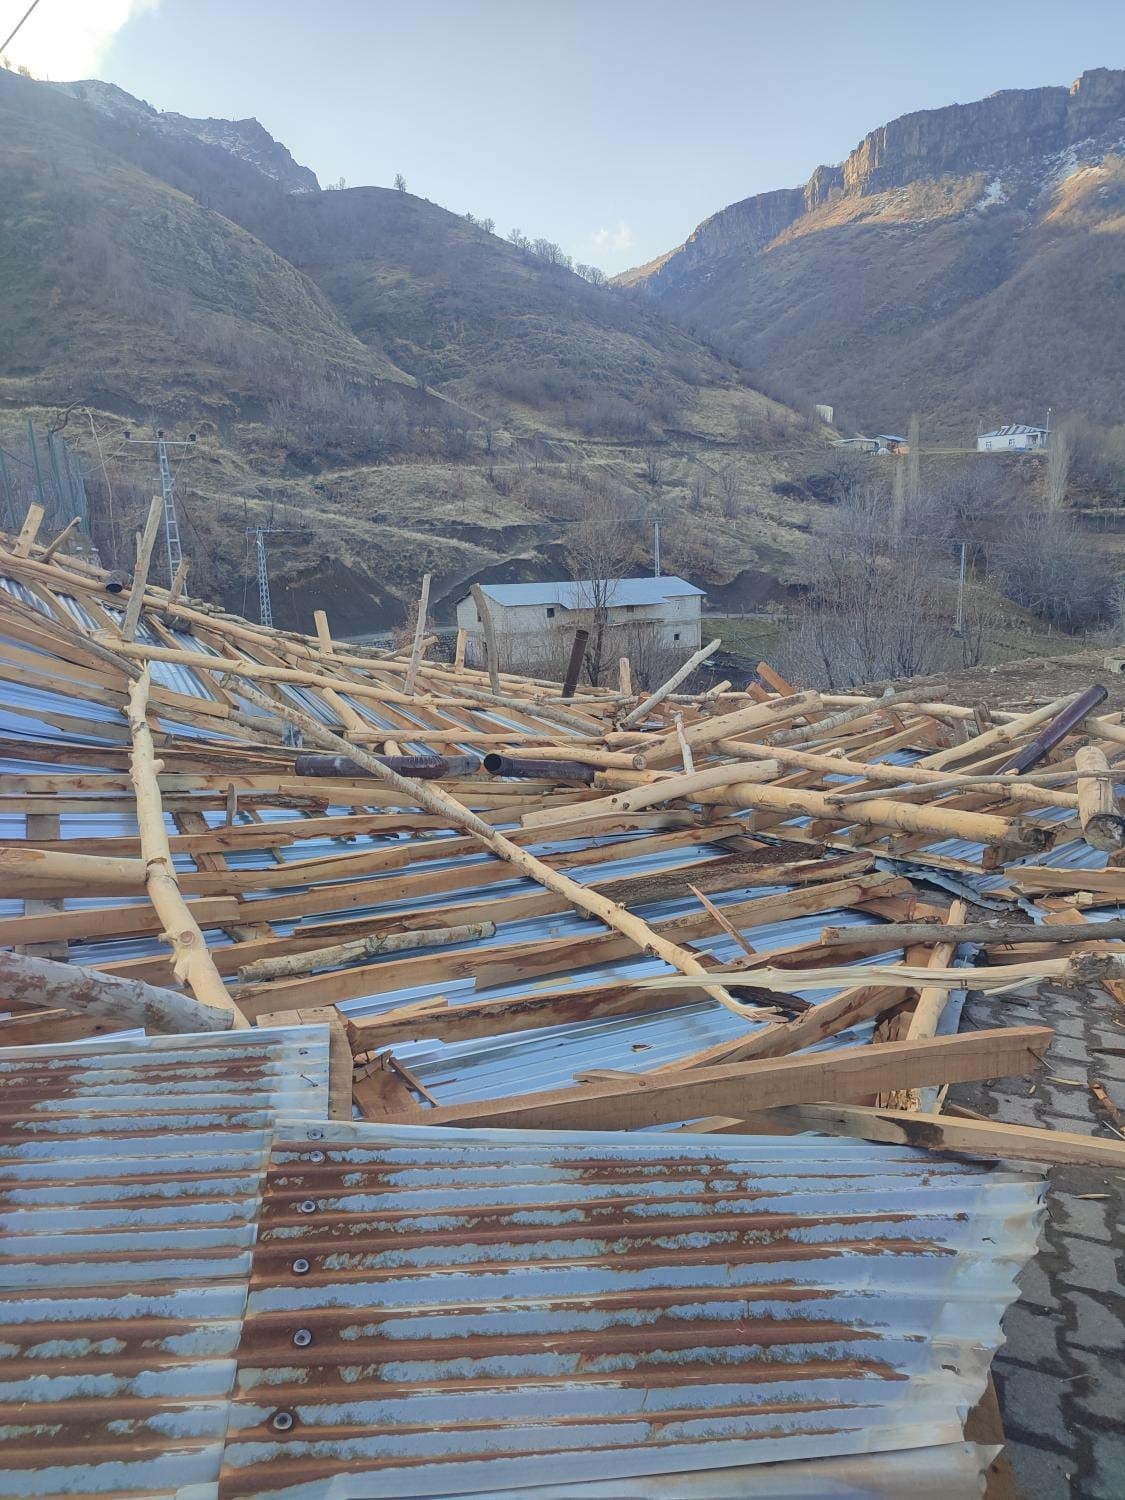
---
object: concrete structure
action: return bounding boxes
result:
[815,403,834,424]
[456,576,704,667]
[978,424,1049,452]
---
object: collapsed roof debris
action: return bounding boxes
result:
[0,510,1123,1495]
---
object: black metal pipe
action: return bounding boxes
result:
[482,752,597,784]
[561,627,590,700]
[998,684,1109,774]
[104,569,131,594]
[294,753,479,780]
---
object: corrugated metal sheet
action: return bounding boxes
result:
[0,1026,332,1500]
[217,1120,1043,1500]
[478,577,703,608]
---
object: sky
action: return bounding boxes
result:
[4,0,1125,272]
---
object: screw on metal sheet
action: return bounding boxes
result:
[292,1258,310,1275]
[308,1129,324,1140]
[299,1199,317,1214]
[308,1150,325,1163]
[292,1329,313,1348]
[271,1411,296,1432]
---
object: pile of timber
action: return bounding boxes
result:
[0,505,1123,1172]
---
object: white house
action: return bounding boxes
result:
[455,576,704,667]
[977,424,1049,452]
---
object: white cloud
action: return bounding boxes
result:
[3,0,158,80]
[591,219,636,254]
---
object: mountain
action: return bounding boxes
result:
[620,69,1125,439]
[0,67,810,631]
[46,79,319,191]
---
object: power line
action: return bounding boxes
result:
[1,0,43,56]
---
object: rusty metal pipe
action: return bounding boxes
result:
[998,684,1109,774]
[482,752,597,784]
[561,628,590,699]
[104,569,131,594]
[294,753,479,780]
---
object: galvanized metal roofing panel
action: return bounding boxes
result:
[0,1026,332,1500]
[216,1120,1042,1500]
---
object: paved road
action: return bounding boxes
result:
[950,981,1125,1498]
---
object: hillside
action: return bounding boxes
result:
[621,68,1125,440]
[0,67,822,631]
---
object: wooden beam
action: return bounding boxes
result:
[372,1026,1052,1129]
[39,517,81,563]
[13,503,45,557]
[470,583,500,694]
[120,494,164,641]
[403,573,432,695]
[617,636,722,728]
[757,1101,1125,1169]
[126,668,248,1027]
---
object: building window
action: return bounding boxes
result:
[626,604,635,613]
[673,632,681,641]
[546,607,555,618]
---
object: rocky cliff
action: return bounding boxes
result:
[622,69,1125,435]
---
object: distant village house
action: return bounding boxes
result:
[456,577,704,671]
[977,424,1049,452]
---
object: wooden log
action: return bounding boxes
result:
[126,668,248,1028]
[0,948,234,1034]
[520,759,782,828]
[815,918,1125,950]
[13,503,45,557]
[1076,744,1125,850]
[522,757,1053,851]
[470,582,501,694]
[617,637,722,727]
[225,675,757,1021]
[758,1102,1125,1169]
[454,627,467,671]
[403,572,432,695]
[236,920,495,983]
[0,845,147,888]
[917,693,1081,771]
[618,656,632,696]
[373,1027,1052,1129]
[120,494,164,641]
[166,557,189,610]
[637,691,824,765]
[767,683,947,746]
[39,517,81,562]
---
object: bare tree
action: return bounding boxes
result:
[718,465,741,519]
[995,508,1109,628]
[394,172,407,193]
[566,496,640,685]
[780,486,950,689]
[689,468,710,511]
[1046,425,1073,511]
[643,448,665,487]
[905,412,921,506]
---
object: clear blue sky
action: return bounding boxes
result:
[16,0,1125,272]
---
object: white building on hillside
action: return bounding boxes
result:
[977,424,1049,452]
[455,576,704,668]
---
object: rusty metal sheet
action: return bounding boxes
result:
[0,1026,332,1500]
[218,1120,1043,1499]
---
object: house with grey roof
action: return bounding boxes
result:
[455,576,704,670]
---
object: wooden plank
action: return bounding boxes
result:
[469,583,500,694]
[371,1027,1052,1129]
[13,503,45,557]
[121,495,164,641]
[754,1101,1125,1169]
[403,572,432,695]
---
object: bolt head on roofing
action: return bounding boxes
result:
[292,1258,310,1274]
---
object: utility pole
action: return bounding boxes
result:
[247,527,306,628]
[122,428,196,583]
[653,519,661,577]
